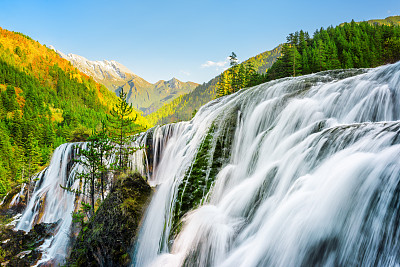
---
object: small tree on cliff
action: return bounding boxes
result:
[72,133,105,215]
[107,88,138,173]
[61,127,112,217]
[96,122,113,201]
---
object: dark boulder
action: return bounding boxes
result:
[67,172,152,266]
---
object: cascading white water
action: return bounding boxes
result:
[16,142,86,265]
[133,62,400,266]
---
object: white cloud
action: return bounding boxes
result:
[201,60,226,68]
[201,57,230,70]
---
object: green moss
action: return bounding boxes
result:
[170,110,237,240]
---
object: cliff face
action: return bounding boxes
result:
[67,173,152,266]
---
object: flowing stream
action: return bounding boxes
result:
[16,143,85,265]
[133,62,400,267]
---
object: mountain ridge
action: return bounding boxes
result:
[50,46,140,90]
[339,15,400,27]
[52,48,199,114]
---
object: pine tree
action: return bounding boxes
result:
[75,138,102,215]
[23,132,41,202]
[229,52,238,67]
[238,64,248,89]
[245,62,258,87]
[61,129,112,215]
[107,88,138,172]
[326,40,341,69]
[302,48,311,74]
[317,39,327,71]
[384,37,400,63]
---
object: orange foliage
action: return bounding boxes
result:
[96,83,104,101]
[0,27,109,106]
[0,27,149,128]
[14,87,26,109]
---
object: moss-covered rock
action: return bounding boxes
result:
[67,172,152,267]
[170,109,237,240]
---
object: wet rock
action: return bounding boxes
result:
[0,220,59,266]
[0,184,28,216]
[16,250,31,258]
[37,257,58,267]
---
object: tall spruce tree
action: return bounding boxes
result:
[107,88,138,172]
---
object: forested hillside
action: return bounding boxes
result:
[266,20,400,80]
[146,46,282,125]
[242,45,282,73]
[146,77,219,125]
[346,15,400,26]
[0,28,148,195]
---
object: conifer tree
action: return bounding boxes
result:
[75,138,102,215]
[238,64,247,89]
[229,52,238,67]
[230,66,240,93]
[217,72,228,97]
[60,128,112,216]
[107,88,138,172]
[384,37,400,63]
[23,132,41,202]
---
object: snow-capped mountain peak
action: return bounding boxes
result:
[50,46,137,83]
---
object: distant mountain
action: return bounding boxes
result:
[50,47,138,91]
[146,45,282,125]
[52,48,198,114]
[117,77,198,114]
[366,15,400,26]
[339,15,400,27]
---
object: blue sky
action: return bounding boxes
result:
[0,0,399,83]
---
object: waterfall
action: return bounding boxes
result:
[16,142,86,265]
[133,62,400,266]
